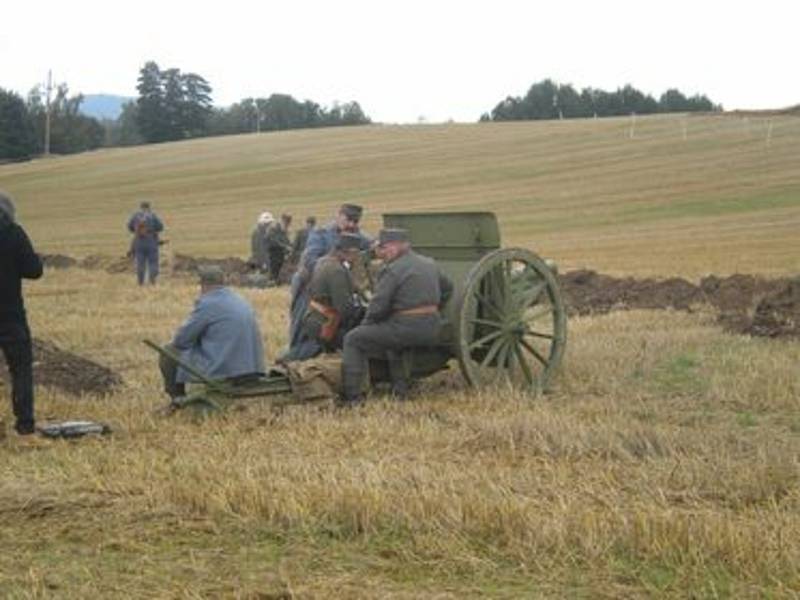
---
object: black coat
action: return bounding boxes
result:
[0,216,43,325]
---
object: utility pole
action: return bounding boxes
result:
[44,70,53,156]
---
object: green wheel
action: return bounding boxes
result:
[456,248,567,392]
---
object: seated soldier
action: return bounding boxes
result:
[340,228,453,404]
[283,233,365,362]
[159,266,265,401]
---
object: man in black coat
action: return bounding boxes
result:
[0,191,43,435]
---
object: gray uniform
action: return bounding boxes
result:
[266,223,292,281]
[285,223,370,359]
[159,287,265,397]
[127,210,164,285]
[341,250,453,400]
[250,224,270,272]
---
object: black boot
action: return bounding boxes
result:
[387,351,410,401]
[339,368,366,407]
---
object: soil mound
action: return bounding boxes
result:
[41,254,78,269]
[172,253,251,277]
[80,254,136,273]
[558,270,703,315]
[742,279,800,338]
[559,270,800,339]
[0,339,123,397]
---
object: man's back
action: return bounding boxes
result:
[0,218,43,323]
[173,287,265,381]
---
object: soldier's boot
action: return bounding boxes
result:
[387,351,410,401]
[339,368,367,407]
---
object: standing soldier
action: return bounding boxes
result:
[284,204,371,359]
[283,233,365,361]
[266,213,293,283]
[291,215,317,262]
[340,228,453,404]
[250,211,274,273]
[127,201,164,285]
[0,191,43,435]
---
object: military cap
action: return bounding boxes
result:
[139,200,151,210]
[0,191,16,222]
[378,228,410,246]
[339,203,363,221]
[198,265,225,286]
[335,233,363,251]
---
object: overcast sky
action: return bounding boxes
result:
[1,0,797,123]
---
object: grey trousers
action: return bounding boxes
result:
[341,314,441,399]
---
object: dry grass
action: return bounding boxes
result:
[1,114,799,276]
[1,115,799,597]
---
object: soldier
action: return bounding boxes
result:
[0,191,43,435]
[291,215,317,262]
[340,228,453,404]
[127,201,164,285]
[249,211,274,273]
[266,213,293,283]
[283,233,365,361]
[159,266,265,402]
[284,203,371,360]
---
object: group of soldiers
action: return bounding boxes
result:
[159,202,453,407]
[249,212,317,284]
[125,202,318,288]
[0,191,452,438]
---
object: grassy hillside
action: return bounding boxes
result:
[1,115,799,597]
[2,113,799,276]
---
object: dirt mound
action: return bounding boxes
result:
[80,253,136,273]
[559,270,800,339]
[0,339,123,397]
[172,253,251,277]
[41,254,78,269]
[741,279,800,338]
[559,270,703,315]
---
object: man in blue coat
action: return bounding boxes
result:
[127,201,164,285]
[159,266,266,400]
[282,203,371,360]
[0,191,43,435]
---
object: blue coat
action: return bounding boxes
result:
[127,211,164,250]
[171,287,265,383]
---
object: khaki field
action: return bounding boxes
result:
[1,114,800,598]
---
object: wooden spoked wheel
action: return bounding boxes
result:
[456,248,567,392]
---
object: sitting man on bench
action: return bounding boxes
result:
[159,265,265,402]
[340,228,453,404]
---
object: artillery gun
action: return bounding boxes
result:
[147,212,567,411]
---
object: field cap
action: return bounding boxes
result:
[336,233,363,251]
[140,200,151,210]
[198,265,225,286]
[0,191,16,222]
[258,211,275,225]
[339,203,363,221]
[378,228,409,246]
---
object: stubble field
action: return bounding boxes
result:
[1,114,799,597]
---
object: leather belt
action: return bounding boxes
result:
[394,304,438,317]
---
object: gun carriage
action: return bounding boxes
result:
[147,212,567,410]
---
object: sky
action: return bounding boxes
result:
[1,0,798,123]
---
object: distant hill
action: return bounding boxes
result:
[80,94,132,120]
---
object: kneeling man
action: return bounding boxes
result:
[341,228,452,404]
[285,233,365,361]
[160,266,265,400]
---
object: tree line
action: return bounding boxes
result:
[2,67,722,161]
[106,61,371,146]
[1,61,372,160]
[481,79,720,122]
